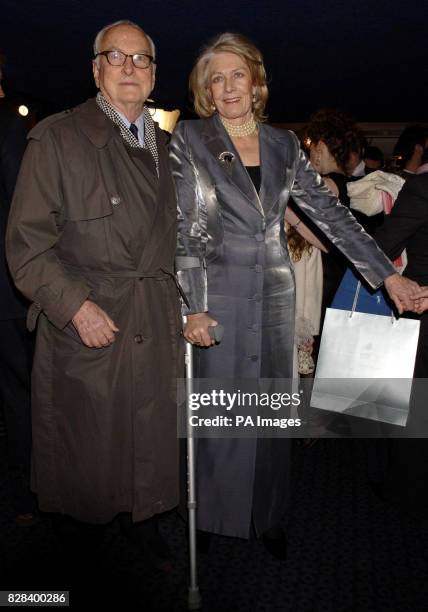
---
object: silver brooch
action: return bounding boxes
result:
[218,151,235,175]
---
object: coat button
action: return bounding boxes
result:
[134,334,143,344]
[111,195,121,207]
[254,265,262,273]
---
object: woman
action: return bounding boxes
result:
[287,223,324,375]
[306,109,361,205]
[169,32,416,554]
[305,109,384,313]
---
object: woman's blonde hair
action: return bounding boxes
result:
[189,32,269,122]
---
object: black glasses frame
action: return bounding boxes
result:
[95,50,155,68]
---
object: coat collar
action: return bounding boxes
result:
[200,115,287,217]
[75,97,161,193]
[74,98,117,148]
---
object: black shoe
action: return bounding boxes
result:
[119,514,172,572]
[196,530,212,554]
[262,525,287,561]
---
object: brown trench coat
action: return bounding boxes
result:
[6,98,183,523]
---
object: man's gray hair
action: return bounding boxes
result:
[93,20,156,62]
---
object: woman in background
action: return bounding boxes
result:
[287,223,324,375]
[306,109,384,316]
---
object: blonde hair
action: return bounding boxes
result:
[286,224,313,263]
[189,32,269,122]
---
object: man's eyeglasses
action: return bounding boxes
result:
[95,50,155,69]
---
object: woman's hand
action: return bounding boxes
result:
[384,273,421,314]
[184,313,219,347]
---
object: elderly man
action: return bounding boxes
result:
[6,21,183,564]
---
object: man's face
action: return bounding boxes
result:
[92,25,155,113]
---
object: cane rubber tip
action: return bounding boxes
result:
[187,587,202,610]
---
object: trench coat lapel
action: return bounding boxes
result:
[202,116,264,217]
[136,130,177,272]
[77,99,159,198]
[258,125,288,216]
[127,147,159,196]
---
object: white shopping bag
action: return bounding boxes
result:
[311,296,420,426]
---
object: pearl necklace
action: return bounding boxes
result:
[220,115,258,138]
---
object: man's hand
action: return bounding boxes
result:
[383,273,421,314]
[72,300,119,348]
[411,286,428,314]
[184,313,218,347]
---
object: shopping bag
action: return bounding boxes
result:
[311,284,420,426]
[331,268,392,316]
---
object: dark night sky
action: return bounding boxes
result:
[1,0,427,122]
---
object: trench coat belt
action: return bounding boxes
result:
[26,265,189,331]
[62,265,189,308]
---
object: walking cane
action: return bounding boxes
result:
[185,320,224,611]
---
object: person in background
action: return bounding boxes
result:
[376,173,428,378]
[416,147,428,175]
[287,222,325,376]
[305,109,383,317]
[374,172,428,515]
[363,145,384,174]
[0,54,37,525]
[392,125,428,178]
[343,121,366,178]
[170,33,419,560]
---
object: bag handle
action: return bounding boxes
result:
[349,280,395,324]
[350,281,362,316]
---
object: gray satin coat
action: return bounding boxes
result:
[170,115,395,538]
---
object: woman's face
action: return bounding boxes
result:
[207,51,255,123]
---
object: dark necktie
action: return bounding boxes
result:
[129,123,139,141]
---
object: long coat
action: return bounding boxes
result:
[170,115,395,538]
[6,99,183,524]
